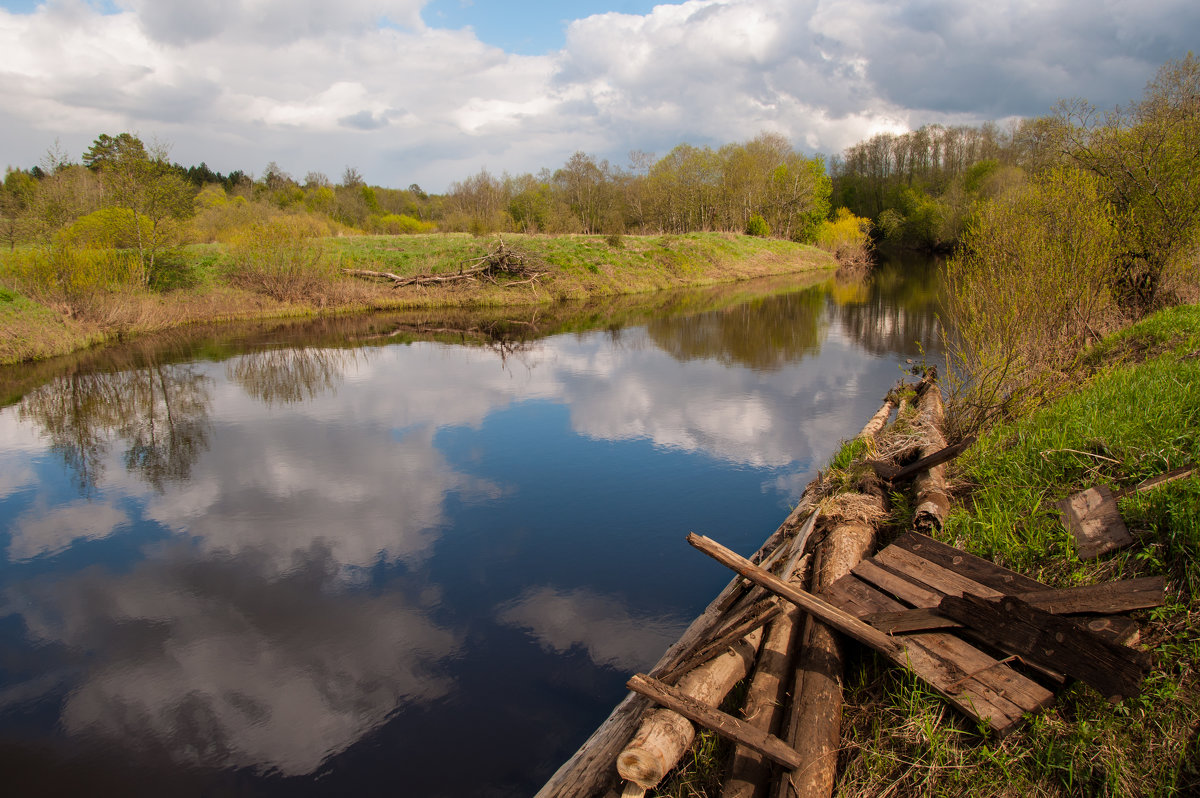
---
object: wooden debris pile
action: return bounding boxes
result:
[343,238,549,288]
[535,373,1168,798]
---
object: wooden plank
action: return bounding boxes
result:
[1113,466,1195,499]
[1058,485,1133,559]
[626,674,804,770]
[891,532,1045,593]
[938,593,1152,702]
[657,600,781,684]
[1018,576,1166,615]
[688,534,904,658]
[873,545,1006,601]
[693,534,1054,734]
[862,607,1141,645]
[871,436,976,483]
[863,576,1165,633]
[851,559,942,607]
[820,575,1052,733]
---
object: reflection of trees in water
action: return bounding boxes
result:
[18,364,212,494]
[645,261,944,368]
[646,288,827,371]
[227,347,358,406]
[830,260,945,357]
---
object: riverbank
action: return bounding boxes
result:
[0,232,835,365]
[566,301,1199,797]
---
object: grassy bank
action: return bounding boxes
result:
[836,304,1200,797]
[0,232,834,365]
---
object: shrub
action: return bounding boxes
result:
[943,166,1118,433]
[365,213,436,235]
[57,207,153,250]
[1,242,138,317]
[224,217,340,303]
[815,208,873,268]
[745,214,770,237]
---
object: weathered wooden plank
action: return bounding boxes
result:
[861,607,1141,645]
[820,574,1053,725]
[891,532,1045,593]
[687,534,904,658]
[862,576,1165,633]
[1113,466,1195,499]
[871,436,976,483]
[873,545,1007,602]
[851,559,942,607]
[626,674,804,770]
[694,535,1054,734]
[1058,485,1133,559]
[938,593,1152,702]
[657,600,781,684]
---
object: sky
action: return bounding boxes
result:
[0,0,1196,191]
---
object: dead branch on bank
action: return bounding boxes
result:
[343,238,549,288]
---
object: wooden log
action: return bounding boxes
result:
[534,530,784,798]
[1059,485,1133,559]
[722,607,801,798]
[618,627,764,789]
[937,593,1152,702]
[776,506,880,798]
[626,674,805,770]
[857,399,895,440]
[911,385,951,533]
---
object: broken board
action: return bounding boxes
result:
[820,532,1155,734]
[1058,485,1133,559]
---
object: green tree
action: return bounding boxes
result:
[1,168,37,249]
[87,133,196,287]
[1058,52,1200,315]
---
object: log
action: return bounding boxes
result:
[617,627,764,789]
[722,608,802,798]
[626,674,805,770]
[534,528,785,798]
[937,593,1152,702]
[776,501,881,798]
[911,385,951,533]
[857,399,895,440]
[870,437,975,483]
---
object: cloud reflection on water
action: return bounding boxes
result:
[8,544,460,776]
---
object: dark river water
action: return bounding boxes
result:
[0,257,942,797]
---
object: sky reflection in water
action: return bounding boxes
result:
[0,263,942,796]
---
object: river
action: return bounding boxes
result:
[0,256,942,797]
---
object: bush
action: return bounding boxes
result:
[745,214,770,237]
[365,213,436,235]
[224,217,340,303]
[815,208,873,268]
[943,167,1118,433]
[1,242,138,317]
[57,207,152,250]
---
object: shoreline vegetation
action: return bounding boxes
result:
[0,232,837,366]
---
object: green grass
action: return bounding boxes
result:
[0,233,834,365]
[836,303,1200,797]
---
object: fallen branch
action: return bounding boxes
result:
[343,239,549,288]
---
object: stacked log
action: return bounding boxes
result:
[537,373,960,798]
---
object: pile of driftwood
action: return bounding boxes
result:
[535,374,1164,798]
[343,238,548,288]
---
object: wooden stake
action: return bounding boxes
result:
[618,628,764,789]
[626,674,805,771]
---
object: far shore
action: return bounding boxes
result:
[0,232,837,366]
